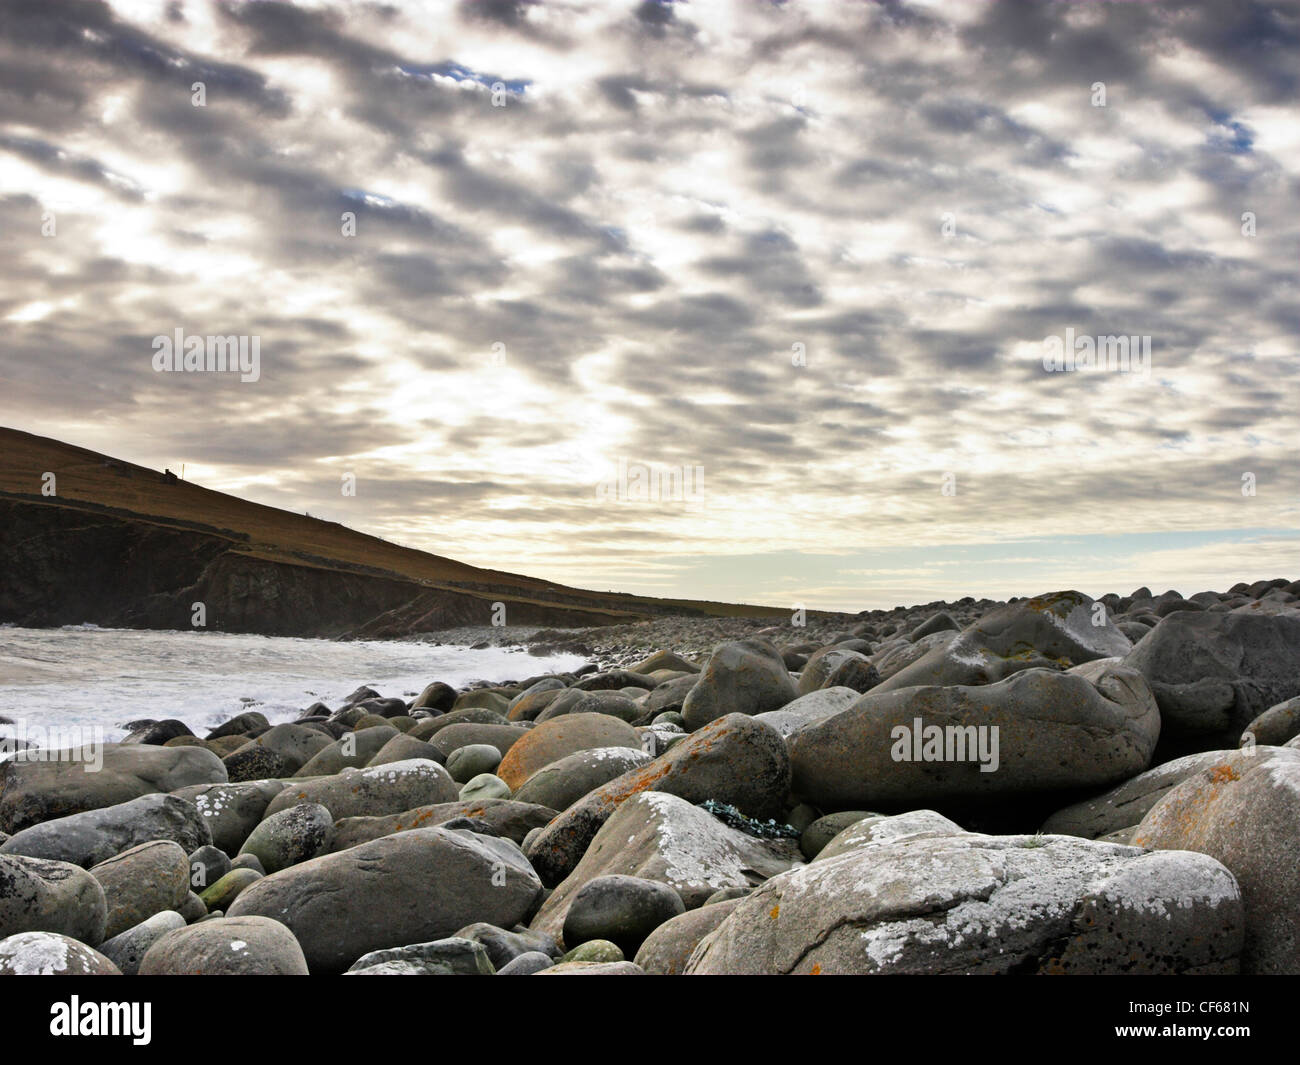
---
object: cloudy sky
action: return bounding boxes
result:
[1,0,1297,611]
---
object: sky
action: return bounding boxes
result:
[1,0,1297,612]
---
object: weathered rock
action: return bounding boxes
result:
[1123,611,1300,741]
[205,711,271,740]
[686,817,1243,974]
[1134,746,1300,974]
[172,781,284,854]
[239,802,334,873]
[367,733,443,768]
[330,798,557,850]
[800,811,876,859]
[295,726,398,776]
[263,759,457,821]
[875,591,1132,692]
[227,827,543,973]
[638,675,697,718]
[138,915,309,974]
[796,648,879,696]
[497,715,639,791]
[412,681,457,713]
[681,639,798,730]
[453,922,559,967]
[89,840,190,939]
[187,844,231,892]
[97,910,187,975]
[870,630,957,680]
[1,793,211,868]
[223,723,333,781]
[0,931,121,975]
[629,650,701,675]
[634,898,742,975]
[346,936,494,975]
[753,687,859,740]
[537,960,645,974]
[122,719,195,746]
[1241,695,1300,748]
[0,743,227,834]
[512,747,651,813]
[497,950,553,974]
[1041,750,1240,840]
[789,662,1159,807]
[523,714,791,886]
[531,791,801,942]
[408,708,508,742]
[0,853,107,944]
[562,874,685,957]
[429,723,529,763]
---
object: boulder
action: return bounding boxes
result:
[753,687,859,740]
[789,662,1159,807]
[97,910,186,975]
[228,827,543,973]
[1123,612,1300,741]
[1240,695,1300,748]
[0,931,121,975]
[198,868,262,912]
[681,640,798,730]
[89,840,190,939]
[346,936,494,975]
[263,759,457,821]
[138,915,309,975]
[497,715,639,791]
[170,780,285,854]
[428,723,529,763]
[634,898,743,975]
[686,817,1242,974]
[239,802,334,873]
[561,874,685,957]
[531,791,801,943]
[0,853,107,944]
[0,744,226,834]
[330,798,556,850]
[295,726,398,776]
[367,733,443,768]
[205,711,270,740]
[523,714,791,886]
[796,648,879,696]
[223,723,333,781]
[1,793,211,868]
[446,743,503,784]
[875,591,1132,692]
[513,747,651,813]
[459,774,511,802]
[1134,746,1300,974]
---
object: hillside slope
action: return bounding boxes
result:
[0,427,785,637]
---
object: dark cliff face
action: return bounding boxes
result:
[0,499,633,637]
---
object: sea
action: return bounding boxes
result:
[0,624,587,744]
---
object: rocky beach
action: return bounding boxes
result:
[3,580,1298,976]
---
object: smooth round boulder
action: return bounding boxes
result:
[512,747,651,813]
[139,915,309,975]
[681,639,799,731]
[239,802,334,873]
[561,874,685,956]
[263,759,457,821]
[459,774,511,802]
[496,714,639,791]
[97,910,187,975]
[446,744,503,784]
[89,840,191,938]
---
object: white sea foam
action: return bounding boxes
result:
[0,626,587,742]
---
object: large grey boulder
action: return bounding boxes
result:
[89,840,191,939]
[531,791,801,944]
[138,915,309,975]
[1134,746,1300,974]
[170,780,285,854]
[633,898,743,975]
[497,714,638,790]
[228,827,543,973]
[789,661,1159,807]
[523,714,791,886]
[295,726,398,776]
[1123,612,1300,741]
[0,853,108,944]
[875,591,1132,692]
[0,793,211,868]
[345,936,495,975]
[795,648,879,696]
[870,630,957,681]
[263,759,457,821]
[681,639,798,731]
[686,816,1242,974]
[223,723,333,781]
[0,744,226,833]
[1241,695,1300,748]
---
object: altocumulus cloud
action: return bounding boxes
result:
[0,0,1297,609]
